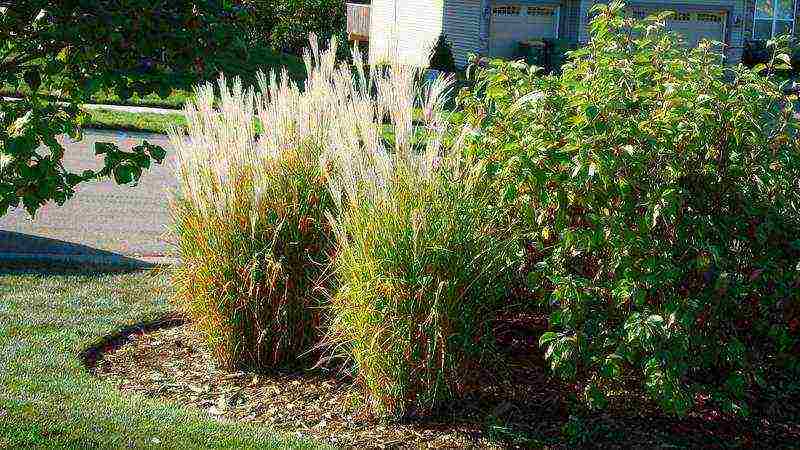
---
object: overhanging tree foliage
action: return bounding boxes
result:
[243,0,346,56]
[0,1,252,216]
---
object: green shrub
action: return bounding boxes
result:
[458,1,800,415]
[743,37,800,77]
[429,34,457,72]
[243,0,346,56]
[168,39,344,369]
[322,65,518,418]
[545,38,578,73]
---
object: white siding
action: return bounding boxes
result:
[368,0,398,65]
[369,0,445,67]
[368,0,484,68]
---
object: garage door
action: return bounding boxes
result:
[490,4,559,58]
[627,7,727,47]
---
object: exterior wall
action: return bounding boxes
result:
[368,0,396,65]
[560,0,582,41]
[444,0,485,67]
[577,0,595,43]
[742,0,755,42]
[577,0,750,62]
[367,0,795,67]
[368,0,445,67]
[368,0,484,68]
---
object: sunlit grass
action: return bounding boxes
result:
[84,108,188,134]
[0,266,321,448]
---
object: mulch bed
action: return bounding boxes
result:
[89,317,800,449]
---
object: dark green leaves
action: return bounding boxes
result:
[23,69,41,91]
[0,1,247,216]
[136,140,167,163]
[94,140,166,186]
[112,164,140,185]
[457,0,800,417]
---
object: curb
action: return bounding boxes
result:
[2,96,184,116]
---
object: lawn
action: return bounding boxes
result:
[85,109,188,134]
[0,265,324,449]
[83,107,410,141]
[3,268,797,449]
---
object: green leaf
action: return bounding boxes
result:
[776,53,792,65]
[539,331,557,347]
[65,173,83,186]
[95,142,116,156]
[585,105,599,120]
[113,165,135,185]
[503,184,517,203]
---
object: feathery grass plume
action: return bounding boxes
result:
[169,33,518,412]
[168,36,343,370]
[321,54,519,418]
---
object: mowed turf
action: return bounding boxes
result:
[0,266,324,449]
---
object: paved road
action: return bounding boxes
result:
[0,129,177,266]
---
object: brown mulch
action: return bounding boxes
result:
[90,317,800,449]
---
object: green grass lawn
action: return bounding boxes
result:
[85,109,188,134]
[0,266,324,449]
[0,86,194,110]
[84,107,412,142]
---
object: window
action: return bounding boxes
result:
[696,12,723,23]
[527,6,554,17]
[754,0,796,40]
[627,9,649,20]
[493,5,521,16]
[671,12,692,22]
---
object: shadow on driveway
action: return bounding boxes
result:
[0,231,165,268]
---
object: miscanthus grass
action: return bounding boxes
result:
[320,49,520,418]
[167,37,343,370]
[169,35,519,417]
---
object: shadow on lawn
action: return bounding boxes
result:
[79,314,185,371]
[0,231,158,269]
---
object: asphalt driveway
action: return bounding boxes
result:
[0,129,177,266]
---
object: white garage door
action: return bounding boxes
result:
[490,4,559,58]
[627,8,727,47]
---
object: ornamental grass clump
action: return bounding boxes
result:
[322,61,519,418]
[168,38,343,370]
[458,1,800,415]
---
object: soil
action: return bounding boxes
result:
[89,316,800,449]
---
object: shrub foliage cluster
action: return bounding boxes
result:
[242,0,346,56]
[458,2,800,414]
[171,2,800,419]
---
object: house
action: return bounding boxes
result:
[350,0,799,67]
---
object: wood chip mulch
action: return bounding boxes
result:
[90,317,800,449]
